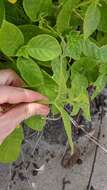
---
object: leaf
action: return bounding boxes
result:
[23,0,52,21]
[0,126,23,163]
[16,45,29,58]
[40,70,58,102]
[92,74,107,99]
[99,63,107,75]
[82,38,100,59]
[5,1,26,25]
[82,39,107,63]
[98,2,107,32]
[69,74,91,120]
[27,34,61,61]
[0,0,5,28]
[66,32,107,63]
[25,116,45,131]
[18,25,43,44]
[84,3,101,39]
[8,0,17,4]
[103,0,107,4]
[17,57,58,102]
[17,57,44,87]
[66,31,83,60]
[51,57,68,84]
[55,57,67,103]
[0,20,24,56]
[99,45,107,63]
[71,57,99,83]
[56,0,80,33]
[56,105,74,154]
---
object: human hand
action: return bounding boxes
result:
[0,69,49,144]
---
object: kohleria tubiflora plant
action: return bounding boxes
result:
[0,0,107,163]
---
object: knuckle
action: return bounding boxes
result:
[24,104,31,118]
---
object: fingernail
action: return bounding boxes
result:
[40,106,50,116]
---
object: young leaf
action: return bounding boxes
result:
[82,38,100,60]
[99,45,107,63]
[51,57,68,84]
[99,63,107,75]
[25,116,45,131]
[0,126,23,163]
[56,105,74,154]
[0,0,5,28]
[0,20,24,56]
[66,32,83,60]
[27,34,62,61]
[40,70,58,102]
[55,57,67,103]
[69,74,91,120]
[92,74,107,100]
[23,0,52,21]
[84,3,101,39]
[17,57,44,87]
[56,0,80,33]
[71,57,99,83]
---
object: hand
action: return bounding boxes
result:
[0,69,49,144]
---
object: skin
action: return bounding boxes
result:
[0,69,49,144]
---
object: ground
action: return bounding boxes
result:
[0,110,107,190]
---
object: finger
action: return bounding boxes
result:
[0,103,49,144]
[0,86,47,104]
[1,102,49,127]
[0,69,24,87]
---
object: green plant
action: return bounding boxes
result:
[0,0,107,163]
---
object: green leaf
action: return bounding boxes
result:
[27,34,62,61]
[55,57,68,104]
[99,45,107,63]
[98,2,107,32]
[25,116,45,131]
[56,0,80,33]
[69,74,91,120]
[0,20,24,56]
[103,0,107,4]
[92,74,107,99]
[51,57,68,84]
[0,0,5,28]
[84,4,101,39]
[16,45,29,58]
[82,38,100,59]
[23,0,52,21]
[51,104,59,115]
[40,70,58,102]
[71,57,99,83]
[18,25,43,44]
[17,56,58,102]
[5,1,26,25]
[99,63,107,75]
[66,31,83,60]
[0,126,23,163]
[66,32,107,63]
[17,57,44,87]
[56,105,74,154]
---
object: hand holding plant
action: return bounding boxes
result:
[0,69,49,144]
